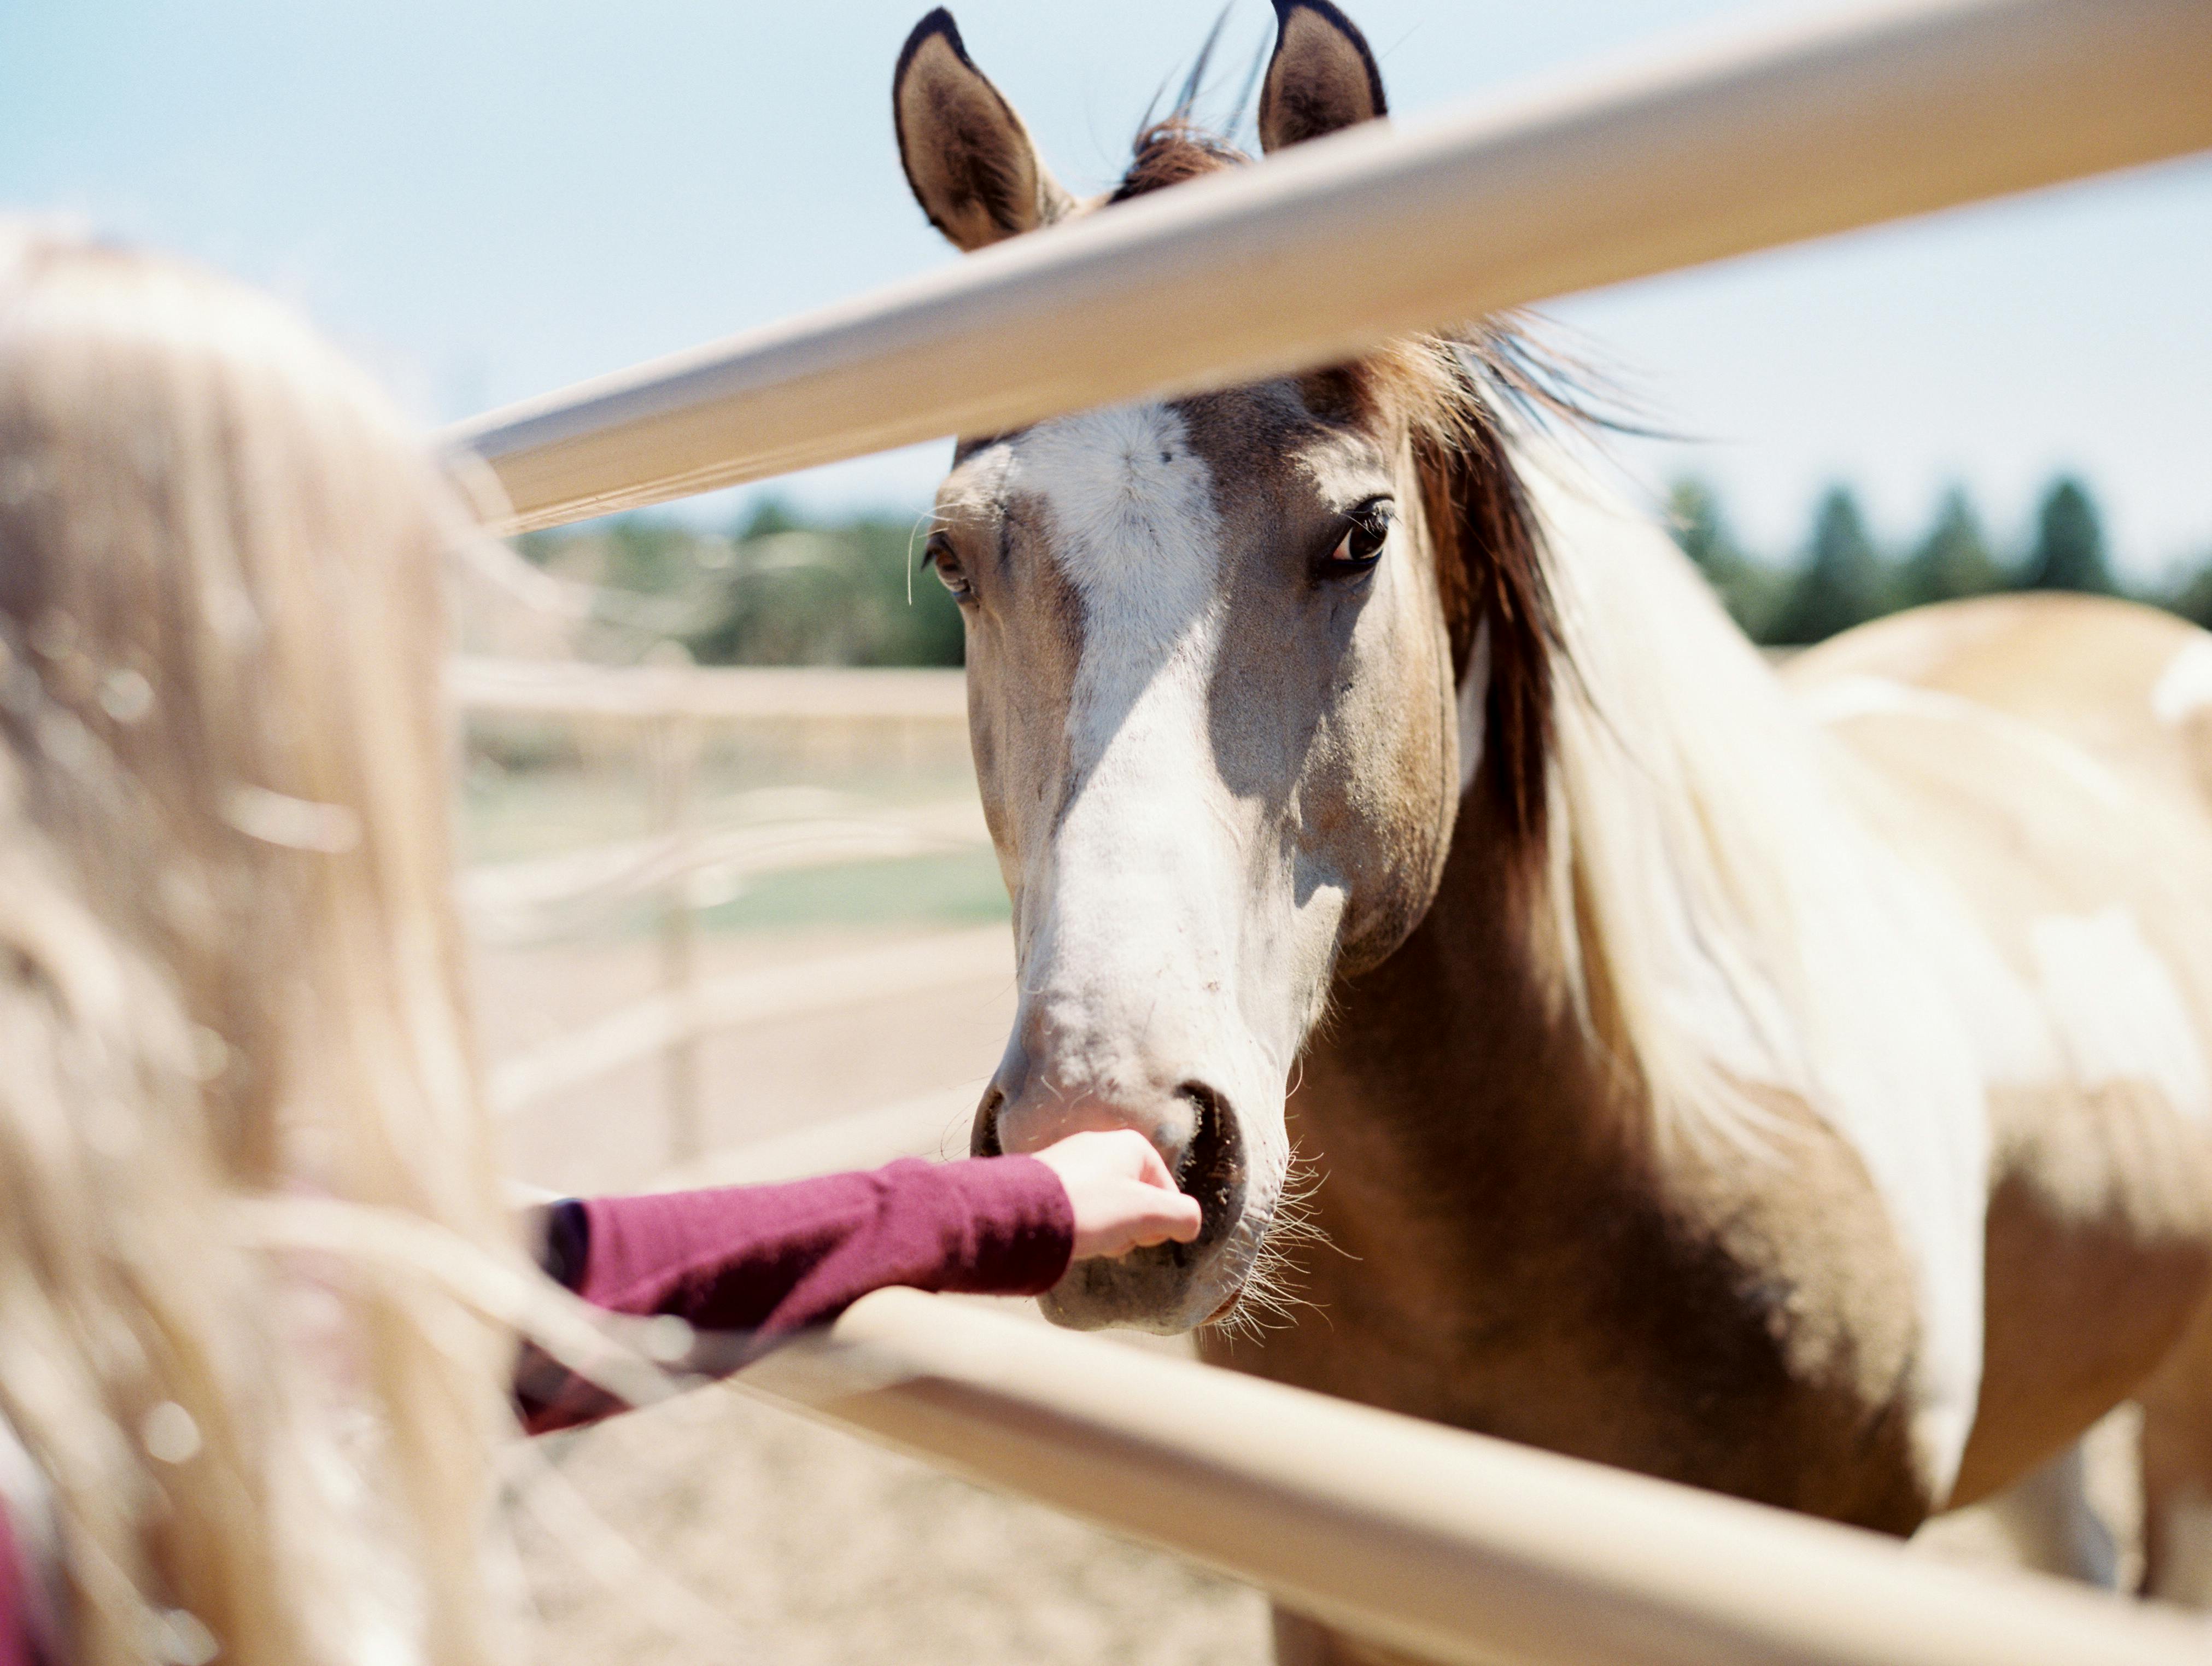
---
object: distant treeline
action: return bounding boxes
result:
[517,478,2211,667]
[516,500,965,668]
[1674,474,2212,647]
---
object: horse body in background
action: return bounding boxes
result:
[893,1,2212,1642]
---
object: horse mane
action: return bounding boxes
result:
[1111,121,1569,843]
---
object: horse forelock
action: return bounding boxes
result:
[1109,119,1250,203]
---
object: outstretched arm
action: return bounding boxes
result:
[519,1130,1197,1433]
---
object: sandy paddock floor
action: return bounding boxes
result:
[482,927,2164,1664]
[510,1383,1272,1666]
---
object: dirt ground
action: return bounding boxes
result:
[509,1378,1273,1666]
[481,925,2169,1664]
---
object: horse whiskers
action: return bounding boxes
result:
[1204,1147,1338,1348]
[1271,1158,1356,1262]
[1208,1242,1321,1348]
[903,506,941,607]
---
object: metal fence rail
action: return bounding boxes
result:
[448,0,2212,532]
[752,1289,2211,1666]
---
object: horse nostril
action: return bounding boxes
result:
[1174,1082,1246,1258]
[970,1084,1006,1158]
[979,1077,1244,1260]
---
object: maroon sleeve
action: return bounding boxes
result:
[0,1507,33,1666]
[520,1155,1074,1434]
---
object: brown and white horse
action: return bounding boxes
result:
[894,1,2212,1640]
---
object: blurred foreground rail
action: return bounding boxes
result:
[750,1288,2212,1666]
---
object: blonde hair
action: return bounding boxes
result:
[0,223,522,1666]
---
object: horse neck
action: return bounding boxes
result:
[1242,776,1656,1423]
[1297,778,1634,1220]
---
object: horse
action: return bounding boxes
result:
[891,2,2212,1647]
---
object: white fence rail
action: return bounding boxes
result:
[462,798,986,940]
[449,1,2212,1660]
[452,655,966,722]
[751,1288,2212,1666]
[485,926,1008,1119]
[459,660,981,1153]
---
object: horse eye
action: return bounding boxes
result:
[1324,501,1394,570]
[924,533,974,601]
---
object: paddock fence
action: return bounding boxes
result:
[456,657,981,1160]
[447,1,2212,1661]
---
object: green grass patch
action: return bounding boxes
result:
[696,850,1009,934]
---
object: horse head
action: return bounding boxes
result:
[894,2,1553,1332]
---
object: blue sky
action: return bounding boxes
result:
[4,0,2208,573]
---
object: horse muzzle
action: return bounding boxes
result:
[973,1077,1255,1334]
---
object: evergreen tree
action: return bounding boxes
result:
[518,505,967,667]
[2168,552,2212,633]
[2021,476,2116,595]
[1669,478,1741,582]
[514,514,712,592]
[1771,487,1888,646]
[1666,477,1787,641]
[688,513,964,668]
[1663,484,1752,641]
[601,516,704,593]
[1897,486,2004,607]
[738,495,805,541]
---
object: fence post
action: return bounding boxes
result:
[648,712,705,1164]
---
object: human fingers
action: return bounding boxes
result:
[1031,1133,1203,1259]
[1075,1178,1202,1259]
[1039,1127,1179,1189]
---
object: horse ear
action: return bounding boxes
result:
[894,9,1074,252]
[1257,0,1388,154]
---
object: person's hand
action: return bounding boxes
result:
[1029,1129,1203,1261]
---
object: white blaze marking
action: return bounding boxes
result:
[1013,402,1221,756]
[2152,636,2212,725]
[2032,908,2211,1123]
[1002,404,1288,1166]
